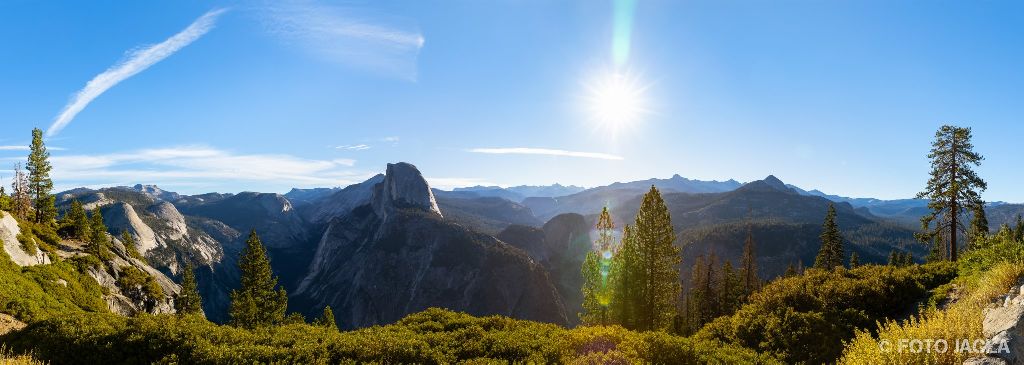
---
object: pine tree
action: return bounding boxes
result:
[814,204,844,269]
[26,128,56,225]
[66,200,91,240]
[967,202,989,249]
[175,263,203,315]
[888,250,898,266]
[581,207,615,325]
[87,210,112,261]
[849,252,860,268]
[628,186,680,331]
[783,262,798,277]
[0,186,10,211]
[917,125,987,262]
[10,163,32,220]
[739,224,759,296]
[230,229,288,329]
[719,260,742,315]
[1014,215,1024,243]
[315,306,338,330]
[609,224,638,328]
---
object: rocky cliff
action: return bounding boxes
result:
[294,162,567,328]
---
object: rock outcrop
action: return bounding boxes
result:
[0,212,51,266]
[965,280,1024,364]
[294,162,567,328]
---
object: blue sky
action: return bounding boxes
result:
[1,1,1022,201]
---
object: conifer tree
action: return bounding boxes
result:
[230,229,288,329]
[315,306,338,330]
[120,231,146,262]
[628,186,680,331]
[783,262,798,277]
[10,163,32,220]
[814,204,844,269]
[88,210,112,261]
[0,186,10,211]
[67,200,91,240]
[849,252,860,268]
[917,125,987,262]
[719,260,742,315]
[739,225,759,296]
[1014,215,1024,243]
[175,263,203,315]
[26,128,56,225]
[609,224,638,328]
[581,207,615,325]
[967,202,989,249]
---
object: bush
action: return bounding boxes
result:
[1,308,781,364]
[0,249,107,323]
[15,234,36,255]
[696,262,957,364]
[840,236,1024,364]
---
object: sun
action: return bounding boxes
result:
[585,71,649,135]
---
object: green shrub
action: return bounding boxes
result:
[15,234,37,256]
[0,249,107,323]
[2,308,780,365]
[696,262,957,364]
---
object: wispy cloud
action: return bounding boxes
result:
[260,2,424,79]
[46,8,228,137]
[426,177,498,190]
[469,147,624,161]
[47,146,366,193]
[381,136,400,143]
[0,146,28,151]
[335,144,370,151]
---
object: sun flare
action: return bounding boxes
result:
[585,72,649,135]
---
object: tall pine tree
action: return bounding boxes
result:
[230,229,288,329]
[917,125,986,262]
[315,306,338,330]
[628,186,680,331]
[26,128,56,225]
[849,252,860,268]
[814,204,844,269]
[88,210,112,261]
[967,202,989,249]
[10,163,32,220]
[581,207,615,325]
[175,263,203,315]
[609,224,638,328]
[739,224,759,296]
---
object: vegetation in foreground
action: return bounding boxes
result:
[1,309,778,365]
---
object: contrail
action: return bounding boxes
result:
[46,8,228,137]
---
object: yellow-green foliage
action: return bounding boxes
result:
[0,249,107,323]
[0,346,45,365]
[1,308,781,365]
[15,219,59,255]
[695,262,957,364]
[839,237,1024,365]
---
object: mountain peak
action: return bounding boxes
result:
[372,162,443,219]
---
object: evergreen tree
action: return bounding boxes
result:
[719,259,743,315]
[315,306,338,330]
[10,163,32,220]
[849,252,860,268]
[739,224,759,296]
[581,207,615,325]
[967,202,989,249]
[783,262,798,277]
[609,224,638,328]
[814,204,844,269]
[0,186,10,211]
[628,186,681,331]
[26,128,56,225]
[917,125,987,262]
[120,231,146,262]
[1014,215,1024,243]
[230,229,288,329]
[88,210,112,261]
[175,263,203,315]
[68,200,91,240]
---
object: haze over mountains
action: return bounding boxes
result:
[44,162,1024,328]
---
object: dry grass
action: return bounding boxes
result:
[839,262,1024,365]
[0,346,45,365]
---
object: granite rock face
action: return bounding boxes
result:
[294,162,567,329]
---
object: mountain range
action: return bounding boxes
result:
[23,163,1022,328]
